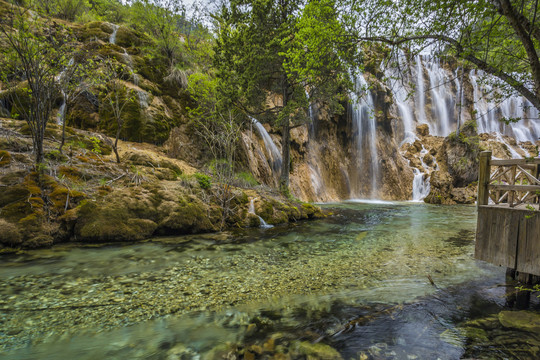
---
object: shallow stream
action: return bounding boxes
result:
[1,202,539,359]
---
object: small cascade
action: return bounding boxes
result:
[55,58,74,126]
[411,147,431,201]
[248,199,273,229]
[350,73,379,198]
[412,168,430,201]
[249,116,282,175]
[109,24,119,44]
[57,95,66,125]
[136,90,150,109]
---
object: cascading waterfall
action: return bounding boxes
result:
[411,146,432,201]
[55,58,74,126]
[415,55,428,127]
[109,24,119,45]
[469,69,539,144]
[386,51,416,144]
[249,116,282,176]
[424,57,455,136]
[350,73,379,198]
[57,96,66,125]
[248,199,273,229]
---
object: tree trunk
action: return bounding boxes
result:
[279,121,290,194]
[114,128,121,163]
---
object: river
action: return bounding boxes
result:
[1,202,538,359]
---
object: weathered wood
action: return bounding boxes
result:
[477,151,492,207]
[516,212,540,275]
[491,158,540,166]
[475,206,519,268]
[476,154,540,277]
[488,184,540,192]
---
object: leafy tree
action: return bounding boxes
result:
[187,72,244,229]
[99,59,136,163]
[129,0,185,67]
[56,53,100,153]
[0,4,77,166]
[346,0,540,114]
[214,0,353,193]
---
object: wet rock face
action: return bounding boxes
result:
[444,122,480,187]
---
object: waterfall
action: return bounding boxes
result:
[351,73,379,198]
[386,52,416,144]
[412,169,430,201]
[469,70,539,143]
[424,58,455,136]
[249,116,282,175]
[57,95,66,125]
[415,55,428,127]
[109,24,119,44]
[411,146,431,201]
[248,199,273,229]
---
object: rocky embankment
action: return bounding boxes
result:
[0,119,323,250]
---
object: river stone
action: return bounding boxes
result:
[498,311,540,333]
[292,341,342,359]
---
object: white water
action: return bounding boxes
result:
[109,24,119,44]
[248,199,273,229]
[351,73,379,198]
[57,95,66,125]
[386,52,416,144]
[411,147,432,201]
[415,56,428,127]
[249,116,282,176]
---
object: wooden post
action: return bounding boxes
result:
[478,151,492,207]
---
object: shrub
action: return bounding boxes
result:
[194,172,211,189]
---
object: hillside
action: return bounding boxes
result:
[0,0,323,250]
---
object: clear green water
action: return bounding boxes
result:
[0,202,533,359]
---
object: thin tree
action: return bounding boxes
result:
[214,0,354,194]
[100,59,135,163]
[0,4,75,166]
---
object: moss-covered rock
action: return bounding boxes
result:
[0,150,12,167]
[291,341,342,359]
[0,218,22,246]
[498,311,540,333]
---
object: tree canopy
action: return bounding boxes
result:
[346,0,540,113]
[214,0,355,192]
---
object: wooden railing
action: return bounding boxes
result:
[477,151,540,208]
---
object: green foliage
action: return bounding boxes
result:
[89,136,102,154]
[235,171,259,187]
[346,0,540,112]
[194,172,211,190]
[32,0,91,21]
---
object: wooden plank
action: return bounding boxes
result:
[516,212,540,276]
[478,151,491,207]
[489,184,540,192]
[475,207,518,268]
[491,158,540,166]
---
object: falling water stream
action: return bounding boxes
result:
[1,203,537,359]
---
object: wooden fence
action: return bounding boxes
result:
[475,151,540,278]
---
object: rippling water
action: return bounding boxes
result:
[1,202,537,359]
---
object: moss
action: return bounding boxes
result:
[23,234,54,248]
[59,166,84,181]
[158,198,216,234]
[75,201,158,242]
[114,26,145,48]
[0,184,31,207]
[0,219,23,246]
[0,150,12,167]
[49,187,86,211]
